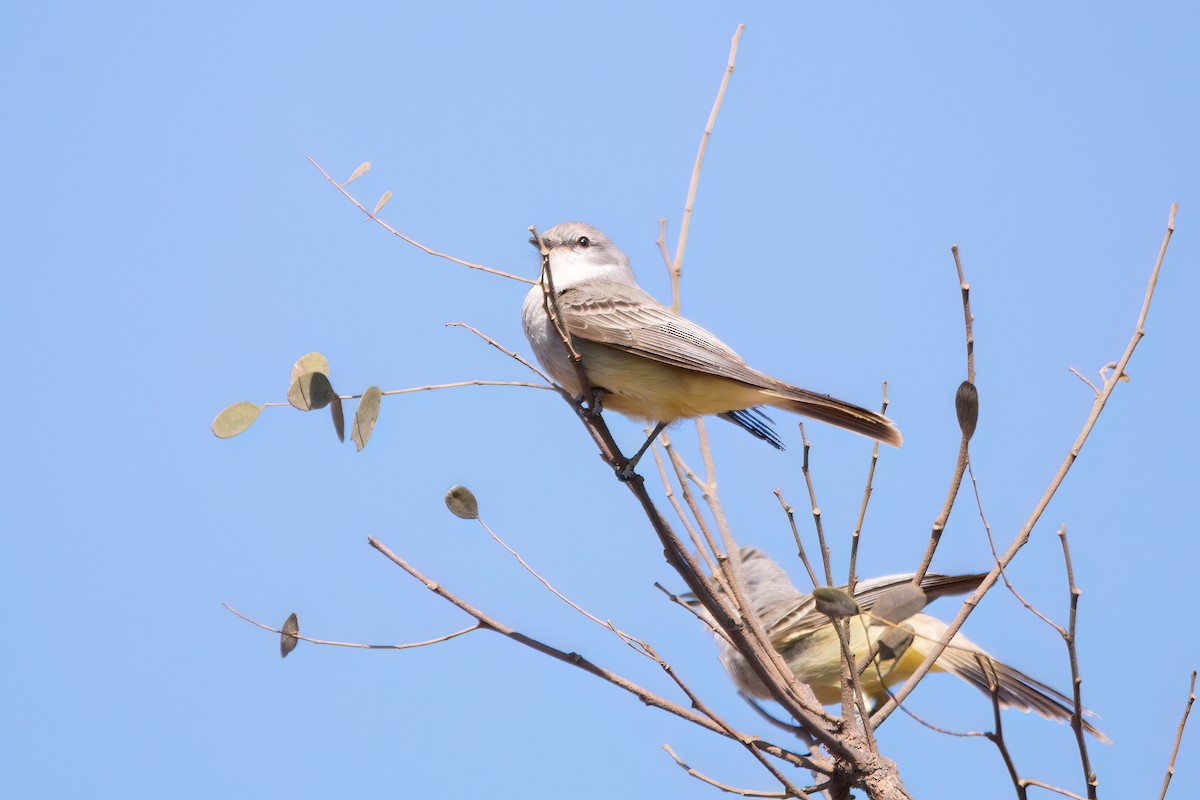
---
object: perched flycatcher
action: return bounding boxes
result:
[695,547,1107,741]
[522,222,901,449]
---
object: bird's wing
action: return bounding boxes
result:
[555,281,777,388]
[766,573,987,649]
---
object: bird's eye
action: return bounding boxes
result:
[577,236,590,248]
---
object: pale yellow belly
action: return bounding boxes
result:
[571,340,766,423]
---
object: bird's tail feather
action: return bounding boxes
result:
[718,408,785,449]
[934,638,1111,743]
[765,389,902,448]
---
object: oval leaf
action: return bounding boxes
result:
[444,485,479,520]
[877,624,915,662]
[371,190,393,216]
[955,380,979,441]
[344,161,371,186]
[330,394,345,443]
[288,371,336,411]
[352,386,383,452]
[290,352,330,384]
[869,584,928,624]
[280,612,300,659]
[812,587,859,618]
[212,402,263,438]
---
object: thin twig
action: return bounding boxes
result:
[306,156,534,284]
[875,203,1178,729]
[954,245,976,383]
[655,218,679,312]
[1056,527,1097,798]
[662,744,800,799]
[981,656,1028,800]
[1068,368,1101,395]
[1157,671,1197,800]
[660,433,727,584]
[669,24,744,312]
[796,423,833,587]
[223,604,478,650]
[969,460,1063,630]
[913,245,977,582]
[380,379,552,397]
[848,383,888,591]
[445,321,561,388]
[650,640,823,789]
[741,693,815,738]
[650,440,723,584]
[475,515,653,655]
[774,489,821,589]
[365,535,818,768]
[1020,780,1088,800]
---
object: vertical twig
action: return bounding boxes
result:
[1056,527,1098,798]
[848,383,888,591]
[797,423,834,587]
[1158,672,1198,800]
[913,245,976,582]
[669,24,744,312]
[774,489,821,589]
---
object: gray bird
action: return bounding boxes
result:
[522,222,901,452]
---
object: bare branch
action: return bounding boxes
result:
[981,656,1029,800]
[796,423,833,587]
[365,535,819,769]
[306,156,534,284]
[1067,368,1101,395]
[223,604,479,650]
[774,489,821,589]
[1020,780,1089,800]
[445,321,562,390]
[1056,527,1098,798]
[662,744,802,799]
[874,203,1178,730]
[475,515,654,655]
[669,24,745,312]
[1158,671,1198,800]
[849,383,889,590]
[913,245,977,582]
[970,462,1063,631]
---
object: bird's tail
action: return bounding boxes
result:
[763,387,902,448]
[907,617,1110,742]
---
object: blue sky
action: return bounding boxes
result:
[4,3,1198,798]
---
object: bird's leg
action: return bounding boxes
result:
[616,421,668,480]
[573,387,607,419]
[588,386,606,417]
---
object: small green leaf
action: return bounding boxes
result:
[280,612,300,659]
[870,585,927,624]
[212,402,263,438]
[290,352,330,384]
[877,624,915,662]
[288,371,336,411]
[812,587,859,618]
[955,380,979,441]
[344,161,371,186]
[352,386,383,452]
[330,395,345,443]
[444,485,479,520]
[371,190,393,216]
